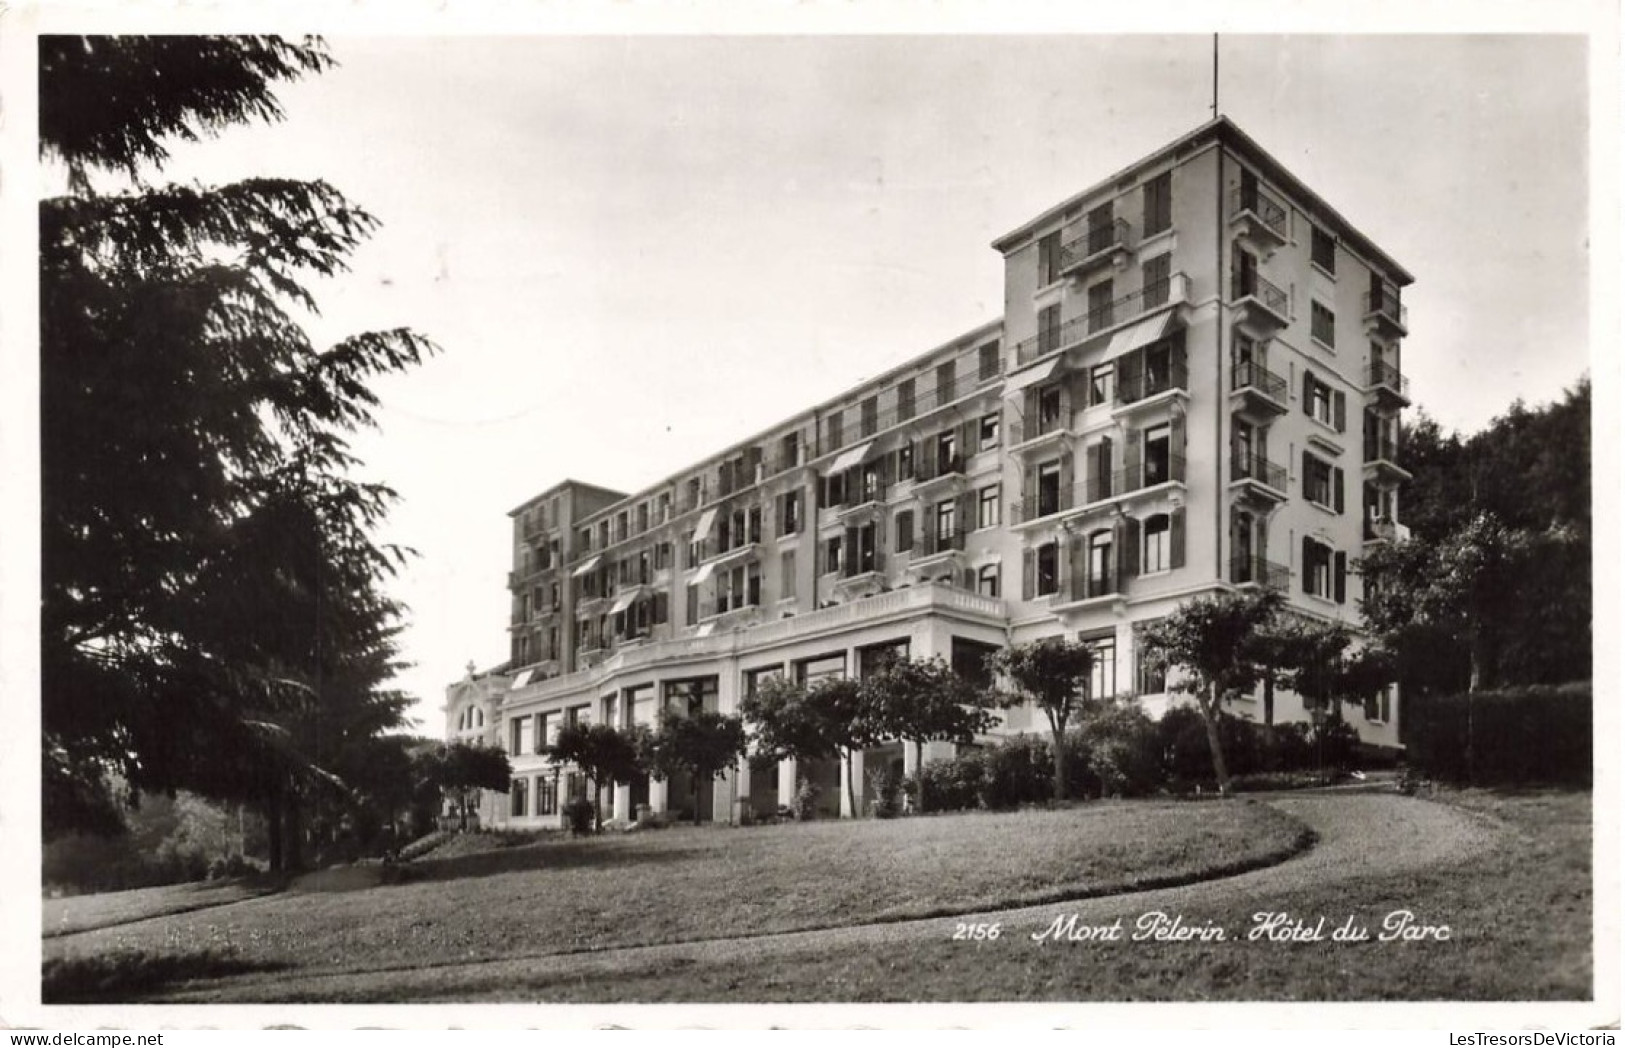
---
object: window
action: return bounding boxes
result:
[1311,226,1336,274]
[537,775,558,816]
[861,396,878,437]
[937,428,959,470]
[1036,542,1059,596]
[978,341,1001,380]
[1143,514,1170,573]
[936,499,957,541]
[1087,531,1114,597]
[1365,684,1392,724]
[979,412,1000,449]
[977,564,1000,598]
[1311,301,1336,347]
[780,490,802,535]
[977,485,1000,530]
[1082,634,1116,699]
[1143,423,1172,486]
[896,443,913,479]
[510,778,529,817]
[824,536,843,575]
[1142,253,1171,309]
[827,411,844,450]
[1038,384,1063,431]
[1037,303,1062,356]
[511,715,534,757]
[1087,279,1114,333]
[1303,538,1334,599]
[897,378,915,421]
[1143,172,1172,236]
[1136,636,1167,695]
[1303,452,1335,508]
[1038,229,1062,285]
[1305,371,1335,426]
[780,550,796,600]
[936,360,956,400]
[895,510,915,552]
[1037,460,1062,517]
[1089,364,1113,407]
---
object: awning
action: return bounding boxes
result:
[1105,312,1174,361]
[609,588,642,614]
[570,554,602,578]
[694,622,717,638]
[690,560,717,585]
[1003,356,1063,396]
[692,507,719,540]
[826,440,875,475]
[510,669,534,690]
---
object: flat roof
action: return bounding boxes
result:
[507,479,629,518]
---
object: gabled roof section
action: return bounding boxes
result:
[992,116,1414,286]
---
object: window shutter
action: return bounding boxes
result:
[1302,449,1313,499]
[1022,462,1037,516]
[1021,388,1039,442]
[1334,551,1347,604]
[1171,507,1186,569]
[896,511,913,552]
[960,567,976,591]
[1124,428,1142,489]
[1022,548,1036,600]
[956,490,975,534]
[776,492,787,534]
[1122,516,1142,578]
[1069,533,1088,599]
[1334,390,1347,433]
[920,435,938,478]
[961,418,979,459]
[1059,453,1074,509]
[1334,466,1346,514]
[1098,437,1114,497]
[1170,411,1185,455]
[844,528,859,573]
[876,513,888,556]
[1301,536,1313,594]
[1302,370,1314,415]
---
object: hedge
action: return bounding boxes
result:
[1405,682,1591,786]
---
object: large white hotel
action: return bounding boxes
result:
[445,116,1412,828]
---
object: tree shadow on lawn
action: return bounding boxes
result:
[398,840,707,886]
[43,948,292,1004]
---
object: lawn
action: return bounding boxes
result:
[412,788,1591,1003]
[43,799,1309,1001]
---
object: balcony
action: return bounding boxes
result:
[1230,269,1290,336]
[1057,217,1134,279]
[1230,452,1289,505]
[1013,273,1190,367]
[1363,434,1412,486]
[912,454,967,497]
[1363,517,1413,545]
[1116,454,1186,498]
[1114,360,1188,413]
[910,528,968,574]
[1012,484,1075,526]
[522,516,547,540]
[834,480,890,522]
[1231,555,1290,591]
[1228,186,1289,255]
[1368,358,1412,408]
[833,550,888,596]
[1230,361,1289,421]
[1364,288,1409,337]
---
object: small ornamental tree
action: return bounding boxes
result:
[987,639,1098,802]
[1136,588,1283,796]
[421,742,511,831]
[861,657,997,813]
[740,675,871,818]
[545,723,644,832]
[641,710,748,826]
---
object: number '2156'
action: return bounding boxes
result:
[953,922,1002,941]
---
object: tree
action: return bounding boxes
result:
[740,675,871,818]
[420,742,512,832]
[1136,588,1283,796]
[641,711,748,826]
[546,723,644,832]
[860,657,996,812]
[39,36,435,845]
[987,639,1098,803]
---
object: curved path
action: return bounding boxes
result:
[156,790,1503,1002]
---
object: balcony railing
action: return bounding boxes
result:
[914,454,966,485]
[1013,456,1184,524]
[1013,273,1189,366]
[1058,218,1132,276]
[817,369,1002,460]
[1364,434,1403,463]
[1116,454,1185,495]
[1231,360,1288,404]
[1368,359,1411,401]
[1231,555,1290,590]
[1231,452,1288,492]
[1014,486,1073,524]
[1116,361,1188,406]
[839,550,887,580]
[919,528,967,558]
[1230,269,1289,320]
[1364,289,1408,333]
[1229,186,1288,240]
[1363,517,1412,544]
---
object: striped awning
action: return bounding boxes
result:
[692,507,719,540]
[1105,312,1174,360]
[826,440,875,475]
[1003,355,1063,396]
[570,554,602,578]
[609,588,643,614]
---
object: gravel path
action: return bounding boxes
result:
[158,790,1502,1003]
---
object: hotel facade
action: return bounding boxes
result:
[445,117,1413,828]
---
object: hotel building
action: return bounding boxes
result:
[445,116,1413,828]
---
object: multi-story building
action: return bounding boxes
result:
[444,116,1413,829]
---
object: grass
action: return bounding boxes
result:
[43,800,1307,999]
[43,878,279,939]
[42,949,288,1004]
[423,788,1591,1003]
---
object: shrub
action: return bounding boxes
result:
[1158,706,1267,783]
[791,778,822,821]
[911,753,985,813]
[979,734,1053,809]
[1259,721,1314,772]
[867,766,904,819]
[1077,701,1162,798]
[1309,716,1361,771]
[561,797,596,836]
[1406,682,1591,786]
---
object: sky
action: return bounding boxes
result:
[5,20,1610,740]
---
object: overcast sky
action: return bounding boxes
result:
[12,26,1607,737]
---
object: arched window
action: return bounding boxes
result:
[1143,514,1171,573]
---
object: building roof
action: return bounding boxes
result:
[507,479,629,518]
[991,116,1414,286]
